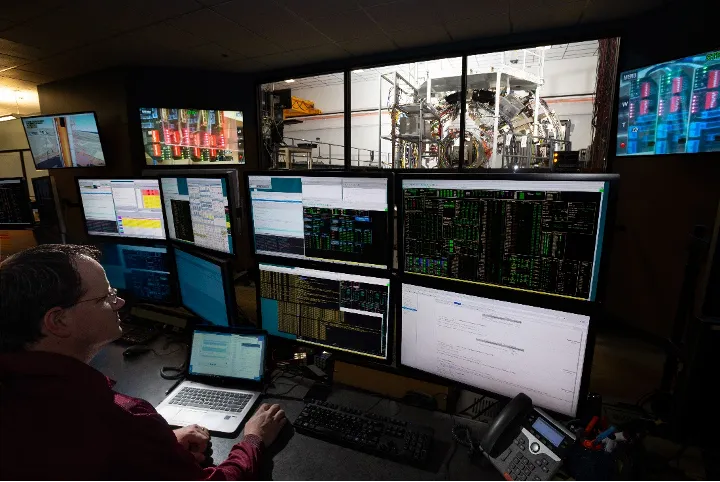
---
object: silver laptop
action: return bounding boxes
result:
[156,327,266,434]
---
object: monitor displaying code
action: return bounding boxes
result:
[401,178,610,301]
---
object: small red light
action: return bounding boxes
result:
[620,142,626,149]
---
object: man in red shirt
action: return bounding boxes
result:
[0,244,287,480]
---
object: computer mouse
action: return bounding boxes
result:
[122,344,152,358]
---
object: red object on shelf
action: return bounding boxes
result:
[708,70,720,89]
[706,91,719,110]
[641,82,651,98]
[163,127,171,145]
[181,128,190,146]
[150,130,160,143]
[672,76,683,94]
[203,132,210,147]
[218,134,226,148]
[670,96,681,113]
[193,147,201,158]
[152,144,161,157]
[640,100,650,115]
[172,146,181,157]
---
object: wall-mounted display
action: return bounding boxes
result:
[140,108,244,165]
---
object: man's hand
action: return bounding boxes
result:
[244,403,287,447]
[174,424,210,463]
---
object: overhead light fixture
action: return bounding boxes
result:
[542,45,552,50]
[285,79,295,83]
[0,115,17,122]
[354,69,365,73]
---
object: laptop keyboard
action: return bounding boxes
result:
[169,387,253,412]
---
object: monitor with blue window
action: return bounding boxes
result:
[100,242,175,305]
[174,246,237,327]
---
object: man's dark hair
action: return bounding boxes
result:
[0,244,101,353]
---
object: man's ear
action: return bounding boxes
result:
[41,307,72,338]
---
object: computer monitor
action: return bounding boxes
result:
[139,108,244,165]
[189,328,266,381]
[616,49,720,156]
[0,178,34,229]
[257,263,391,362]
[399,282,592,417]
[31,176,59,227]
[399,173,617,301]
[174,246,237,327]
[22,112,106,169]
[77,178,166,240]
[100,242,176,305]
[247,172,392,269]
[160,175,236,255]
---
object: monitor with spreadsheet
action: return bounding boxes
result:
[174,246,236,327]
[160,175,235,255]
[77,178,166,240]
[100,242,175,304]
[189,329,265,381]
[247,172,392,269]
[0,178,33,228]
[399,174,616,301]
[258,263,391,362]
[400,283,592,416]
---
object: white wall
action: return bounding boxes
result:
[284,56,599,159]
[0,119,30,150]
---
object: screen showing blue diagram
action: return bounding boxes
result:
[617,50,720,156]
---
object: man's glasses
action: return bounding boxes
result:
[70,288,119,307]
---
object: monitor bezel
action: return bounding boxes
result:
[253,260,396,366]
[75,176,168,242]
[20,111,107,170]
[0,177,35,229]
[395,273,598,419]
[396,172,620,303]
[157,172,240,258]
[243,170,395,272]
[185,326,268,387]
[171,244,239,328]
[94,238,179,307]
[137,107,246,168]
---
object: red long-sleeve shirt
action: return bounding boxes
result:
[0,351,264,480]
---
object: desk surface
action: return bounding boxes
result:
[91,335,500,480]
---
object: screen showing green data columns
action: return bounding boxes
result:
[401,179,609,301]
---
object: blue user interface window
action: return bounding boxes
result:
[101,243,172,303]
[175,248,229,326]
[189,331,265,381]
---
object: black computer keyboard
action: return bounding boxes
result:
[118,322,159,345]
[294,400,434,467]
[169,387,252,412]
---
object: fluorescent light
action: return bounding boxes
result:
[285,79,295,83]
[354,69,365,73]
[0,115,16,122]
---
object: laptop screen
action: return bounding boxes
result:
[189,330,266,381]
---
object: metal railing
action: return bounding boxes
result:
[278,137,390,169]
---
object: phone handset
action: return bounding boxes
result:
[479,393,575,481]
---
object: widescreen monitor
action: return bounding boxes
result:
[400,282,592,416]
[616,49,720,156]
[247,172,391,269]
[0,178,34,228]
[140,108,244,165]
[100,242,175,304]
[160,175,235,255]
[174,246,236,327]
[22,112,105,168]
[258,263,391,362]
[399,174,615,301]
[77,178,166,240]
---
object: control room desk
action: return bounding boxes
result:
[91,335,500,480]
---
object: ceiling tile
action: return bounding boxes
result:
[311,9,381,42]
[364,0,440,32]
[511,1,586,31]
[277,0,360,20]
[0,69,51,84]
[257,50,311,68]
[339,34,397,56]
[0,0,64,23]
[0,53,29,69]
[105,22,209,54]
[0,38,43,61]
[223,57,269,72]
[0,18,15,31]
[294,43,351,62]
[387,25,451,49]
[213,1,330,50]
[167,9,284,56]
[581,0,662,22]
[445,13,510,41]
[436,0,509,23]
